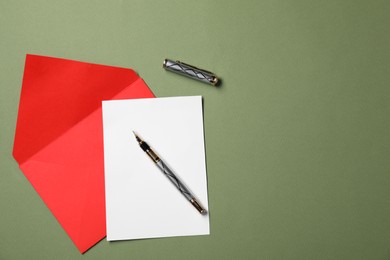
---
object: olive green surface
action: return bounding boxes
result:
[1,1,390,259]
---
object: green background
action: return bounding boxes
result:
[1,0,390,259]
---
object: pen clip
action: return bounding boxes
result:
[177,61,216,76]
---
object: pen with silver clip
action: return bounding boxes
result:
[133,131,207,215]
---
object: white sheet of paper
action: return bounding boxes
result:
[102,96,209,241]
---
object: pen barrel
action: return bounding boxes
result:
[156,160,193,201]
[163,59,219,86]
[156,160,207,214]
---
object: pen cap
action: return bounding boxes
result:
[163,59,219,86]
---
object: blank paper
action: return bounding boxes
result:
[102,96,210,241]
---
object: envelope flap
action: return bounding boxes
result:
[13,54,140,164]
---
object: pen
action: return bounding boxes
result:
[133,131,207,215]
[163,58,220,86]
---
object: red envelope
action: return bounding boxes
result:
[13,54,155,253]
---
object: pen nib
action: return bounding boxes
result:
[132,131,142,143]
